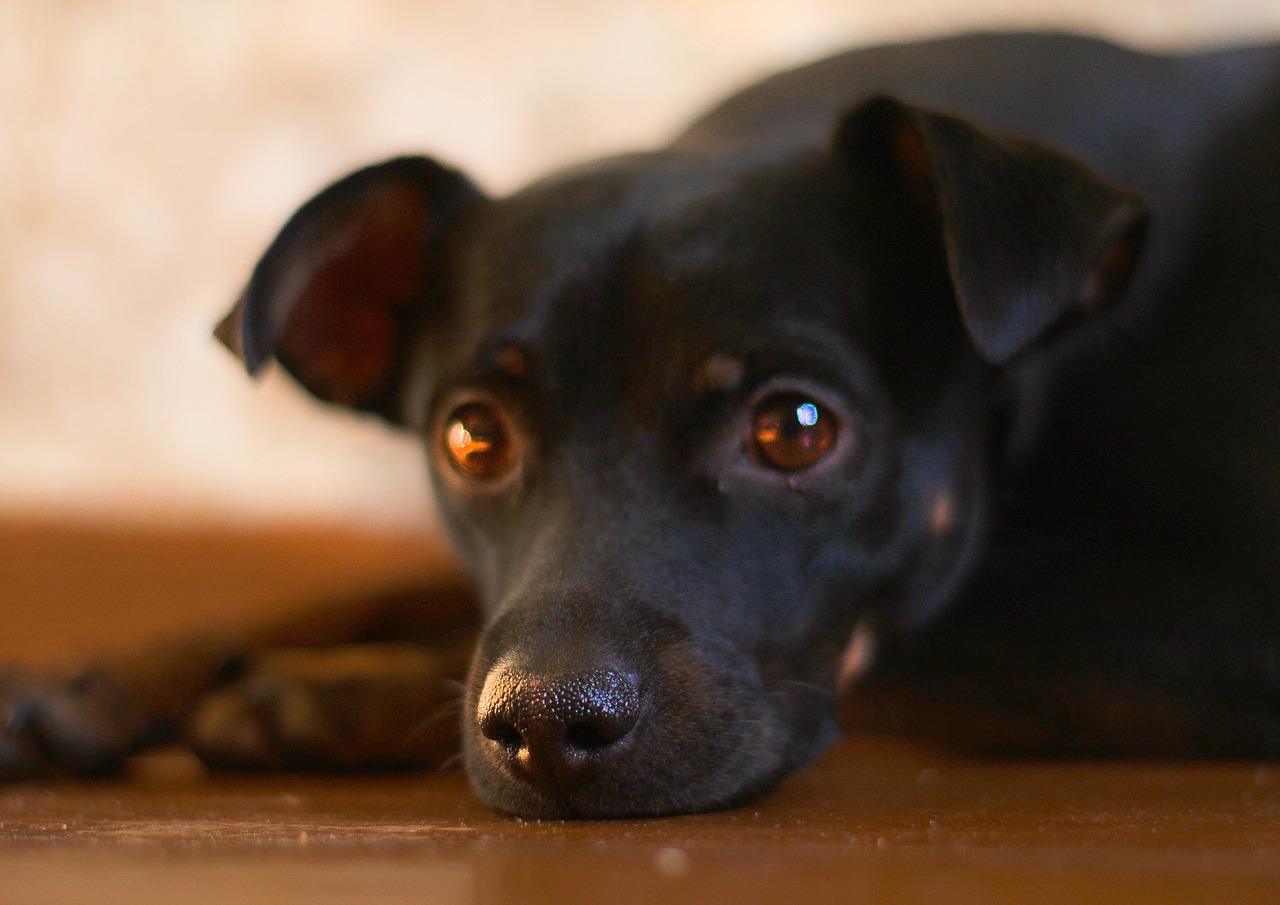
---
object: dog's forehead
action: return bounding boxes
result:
[454,150,868,388]
[462,154,750,322]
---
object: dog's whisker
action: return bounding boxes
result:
[777,678,837,700]
[406,700,465,743]
[434,750,466,775]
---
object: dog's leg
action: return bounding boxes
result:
[0,580,478,778]
[1,630,260,778]
[186,634,475,772]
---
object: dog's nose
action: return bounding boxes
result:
[476,665,641,798]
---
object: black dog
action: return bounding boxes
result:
[4,33,1280,819]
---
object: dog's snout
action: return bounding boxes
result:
[476,665,641,798]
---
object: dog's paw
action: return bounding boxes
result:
[186,643,467,772]
[0,668,141,780]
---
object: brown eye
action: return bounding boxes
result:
[442,402,516,479]
[751,394,837,472]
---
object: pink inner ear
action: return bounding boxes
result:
[280,183,430,408]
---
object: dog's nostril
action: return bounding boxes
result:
[565,721,614,751]
[476,665,642,795]
[481,717,524,751]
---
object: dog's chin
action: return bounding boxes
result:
[463,704,841,820]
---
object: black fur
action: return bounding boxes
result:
[4,33,1280,819]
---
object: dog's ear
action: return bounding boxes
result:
[215,156,484,423]
[836,96,1148,364]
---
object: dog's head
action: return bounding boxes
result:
[218,96,1146,817]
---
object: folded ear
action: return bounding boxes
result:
[836,96,1148,364]
[215,156,484,423]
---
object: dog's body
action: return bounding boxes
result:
[4,33,1280,818]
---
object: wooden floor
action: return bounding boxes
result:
[2,520,1279,904]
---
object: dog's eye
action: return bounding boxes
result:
[751,394,837,472]
[442,402,516,479]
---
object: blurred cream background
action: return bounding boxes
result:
[1,0,1278,533]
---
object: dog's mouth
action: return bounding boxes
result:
[460,640,840,819]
